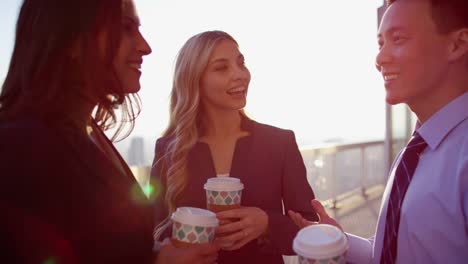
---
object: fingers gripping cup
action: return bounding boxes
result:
[204,177,244,212]
[171,207,219,248]
[293,224,348,264]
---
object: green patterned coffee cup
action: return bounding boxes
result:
[204,177,244,210]
[171,207,219,247]
[293,224,348,264]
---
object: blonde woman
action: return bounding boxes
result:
[151,30,318,264]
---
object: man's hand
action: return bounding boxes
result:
[288,199,343,231]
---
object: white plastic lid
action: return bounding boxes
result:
[204,177,244,192]
[293,224,348,259]
[171,207,219,227]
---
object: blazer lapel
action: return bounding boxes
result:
[230,116,255,183]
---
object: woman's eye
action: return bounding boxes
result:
[214,66,227,71]
[123,24,136,34]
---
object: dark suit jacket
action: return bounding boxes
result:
[0,117,155,264]
[151,117,318,264]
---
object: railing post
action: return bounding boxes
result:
[330,152,338,209]
[360,146,368,198]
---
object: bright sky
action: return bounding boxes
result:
[0,0,386,148]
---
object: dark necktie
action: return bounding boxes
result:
[380,132,428,264]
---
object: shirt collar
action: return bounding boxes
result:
[417,91,468,150]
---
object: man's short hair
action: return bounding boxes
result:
[386,0,468,33]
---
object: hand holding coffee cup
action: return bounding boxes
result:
[215,206,269,251]
[293,224,348,264]
[171,207,219,248]
[204,177,244,248]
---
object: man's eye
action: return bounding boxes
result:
[393,35,406,43]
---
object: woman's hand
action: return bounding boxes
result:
[155,238,219,264]
[288,199,343,232]
[215,206,269,251]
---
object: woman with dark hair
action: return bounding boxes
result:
[0,0,218,263]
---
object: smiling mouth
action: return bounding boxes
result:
[384,74,399,81]
[227,86,247,95]
[128,63,142,70]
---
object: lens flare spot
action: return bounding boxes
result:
[143,184,154,197]
[130,179,162,204]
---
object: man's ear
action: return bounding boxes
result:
[448,28,468,62]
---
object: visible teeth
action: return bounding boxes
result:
[384,74,398,81]
[129,63,141,70]
[228,87,245,93]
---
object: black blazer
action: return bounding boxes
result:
[151,117,318,264]
[0,117,155,264]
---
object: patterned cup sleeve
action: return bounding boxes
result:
[172,221,216,244]
[206,190,242,205]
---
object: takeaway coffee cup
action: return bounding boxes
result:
[171,207,219,248]
[204,177,244,247]
[204,177,244,212]
[293,224,348,264]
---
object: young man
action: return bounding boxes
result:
[289,0,468,263]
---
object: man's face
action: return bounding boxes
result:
[376,0,450,108]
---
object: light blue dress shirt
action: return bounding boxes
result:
[347,92,468,264]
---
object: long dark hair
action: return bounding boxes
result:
[0,0,141,141]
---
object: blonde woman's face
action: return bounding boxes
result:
[113,0,152,93]
[200,39,250,112]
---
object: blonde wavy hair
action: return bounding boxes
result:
[154,30,238,239]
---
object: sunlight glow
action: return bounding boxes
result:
[0,1,387,166]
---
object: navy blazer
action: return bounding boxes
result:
[151,117,318,264]
[0,117,155,264]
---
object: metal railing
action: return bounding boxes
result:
[130,139,391,207]
[300,140,387,208]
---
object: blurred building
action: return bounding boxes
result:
[127,136,145,166]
